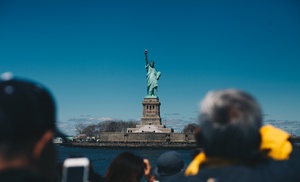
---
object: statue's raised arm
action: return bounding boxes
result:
[144,49,149,66]
[144,49,161,98]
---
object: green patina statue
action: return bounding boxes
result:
[144,49,161,98]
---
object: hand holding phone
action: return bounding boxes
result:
[62,157,89,182]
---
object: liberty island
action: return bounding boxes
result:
[61,50,197,148]
[58,50,300,149]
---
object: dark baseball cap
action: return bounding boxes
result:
[154,151,185,179]
[0,73,64,143]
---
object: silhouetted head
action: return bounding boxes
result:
[154,151,185,180]
[105,152,145,182]
[196,89,262,161]
[0,73,58,181]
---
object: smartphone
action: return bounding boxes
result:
[62,157,90,182]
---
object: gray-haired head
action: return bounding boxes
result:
[197,89,262,160]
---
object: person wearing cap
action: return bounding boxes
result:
[0,73,59,182]
[167,89,300,182]
[153,151,187,182]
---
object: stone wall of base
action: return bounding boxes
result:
[98,132,196,143]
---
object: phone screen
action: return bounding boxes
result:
[65,166,85,182]
[62,157,89,182]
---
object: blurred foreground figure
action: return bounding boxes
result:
[153,151,186,182]
[57,155,104,182]
[0,73,57,182]
[168,89,300,182]
[105,152,155,182]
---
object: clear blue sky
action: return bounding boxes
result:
[1,0,299,135]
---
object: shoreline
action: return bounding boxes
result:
[57,136,300,149]
[58,142,198,150]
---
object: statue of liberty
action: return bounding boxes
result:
[144,49,161,98]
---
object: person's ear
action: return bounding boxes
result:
[32,130,54,159]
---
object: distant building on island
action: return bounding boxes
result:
[96,96,195,146]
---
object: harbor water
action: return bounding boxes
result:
[56,145,197,176]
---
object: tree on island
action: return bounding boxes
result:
[182,123,198,133]
[75,120,138,137]
[76,121,199,136]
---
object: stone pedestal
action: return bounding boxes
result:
[127,97,172,133]
[141,98,161,125]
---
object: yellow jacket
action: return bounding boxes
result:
[185,125,292,176]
